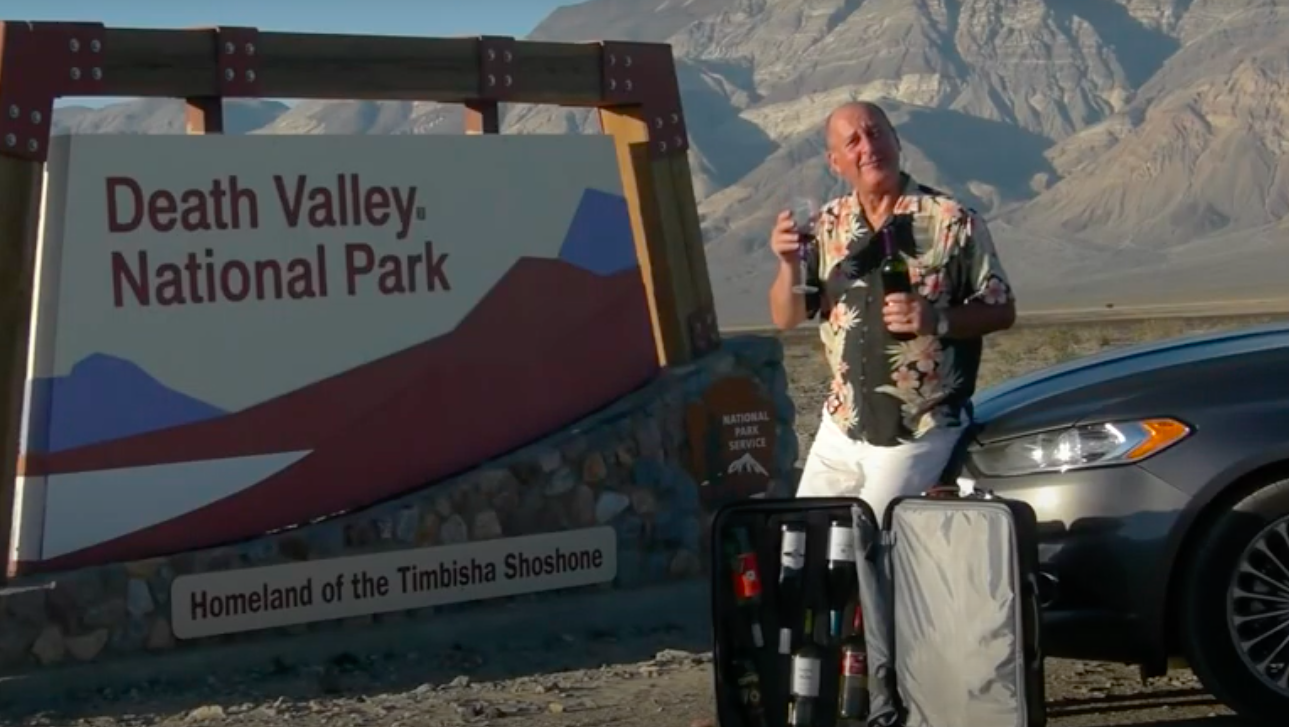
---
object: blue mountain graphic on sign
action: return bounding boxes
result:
[557,188,638,276]
[26,353,226,453]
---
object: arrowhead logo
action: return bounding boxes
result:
[727,452,768,477]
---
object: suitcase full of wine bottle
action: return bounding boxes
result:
[709,491,1045,727]
[710,497,892,727]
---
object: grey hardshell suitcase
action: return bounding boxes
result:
[709,491,1045,727]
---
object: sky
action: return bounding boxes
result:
[6,0,575,106]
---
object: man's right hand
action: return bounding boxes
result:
[769,210,801,263]
[767,209,809,330]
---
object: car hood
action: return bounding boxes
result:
[969,321,1289,444]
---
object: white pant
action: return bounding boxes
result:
[796,413,965,523]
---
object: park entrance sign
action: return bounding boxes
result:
[0,24,722,602]
[13,132,658,573]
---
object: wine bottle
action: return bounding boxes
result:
[725,527,766,648]
[825,519,858,640]
[788,609,823,727]
[880,223,916,342]
[733,655,769,727]
[838,606,870,722]
[777,522,808,655]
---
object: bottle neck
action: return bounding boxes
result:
[882,228,895,257]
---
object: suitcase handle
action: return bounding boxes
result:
[921,484,997,500]
[922,484,960,499]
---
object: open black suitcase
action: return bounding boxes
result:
[710,493,1046,727]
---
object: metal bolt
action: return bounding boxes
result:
[26,138,38,152]
[488,73,497,87]
[69,38,80,53]
[91,67,102,80]
[503,50,513,62]
[3,133,14,147]
[245,42,255,56]
[504,74,513,87]
[659,140,668,152]
[609,54,617,66]
[30,111,41,124]
[224,42,236,55]
[625,55,633,67]
[654,117,663,129]
[224,68,235,81]
[7,105,17,119]
[90,39,101,52]
[625,79,633,92]
[70,67,81,80]
[246,70,256,82]
[671,113,680,124]
[609,78,617,91]
[675,135,684,147]
[487,48,496,61]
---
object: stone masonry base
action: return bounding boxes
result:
[0,336,795,677]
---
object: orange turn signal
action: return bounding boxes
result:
[1124,418,1191,460]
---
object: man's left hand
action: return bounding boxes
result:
[882,292,936,337]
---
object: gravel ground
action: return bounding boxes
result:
[5,314,1285,727]
[2,638,1242,727]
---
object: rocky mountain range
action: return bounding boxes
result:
[51,0,1289,326]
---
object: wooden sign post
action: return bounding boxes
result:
[0,21,722,583]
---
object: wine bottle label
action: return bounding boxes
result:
[790,655,822,697]
[737,670,763,708]
[843,650,868,677]
[827,523,855,561]
[780,529,806,569]
[733,553,762,599]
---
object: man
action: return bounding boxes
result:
[768,101,1017,520]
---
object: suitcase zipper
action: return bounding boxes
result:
[1002,503,1030,727]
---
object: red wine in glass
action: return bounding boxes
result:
[790,197,819,294]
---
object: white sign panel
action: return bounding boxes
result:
[18,134,653,575]
[170,526,618,639]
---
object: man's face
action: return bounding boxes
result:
[826,106,902,192]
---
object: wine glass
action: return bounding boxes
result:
[790,196,820,294]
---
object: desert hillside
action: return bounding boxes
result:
[51,0,1289,326]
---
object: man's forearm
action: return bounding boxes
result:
[769,261,808,330]
[943,301,1016,339]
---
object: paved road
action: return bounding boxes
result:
[720,297,1289,334]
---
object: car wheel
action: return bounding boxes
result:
[1180,477,1289,720]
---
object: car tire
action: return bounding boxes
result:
[1179,476,1289,721]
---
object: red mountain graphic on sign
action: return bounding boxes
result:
[26,258,657,573]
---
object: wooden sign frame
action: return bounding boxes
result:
[0,21,722,581]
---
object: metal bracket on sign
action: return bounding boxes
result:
[0,21,106,162]
[688,307,720,357]
[600,41,689,158]
[477,36,518,101]
[216,26,261,97]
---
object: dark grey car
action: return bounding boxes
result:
[957,321,1289,721]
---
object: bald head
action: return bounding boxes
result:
[822,101,902,192]
[824,101,895,150]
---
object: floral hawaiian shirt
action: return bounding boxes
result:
[802,174,1014,447]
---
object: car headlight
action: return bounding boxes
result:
[969,418,1191,477]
